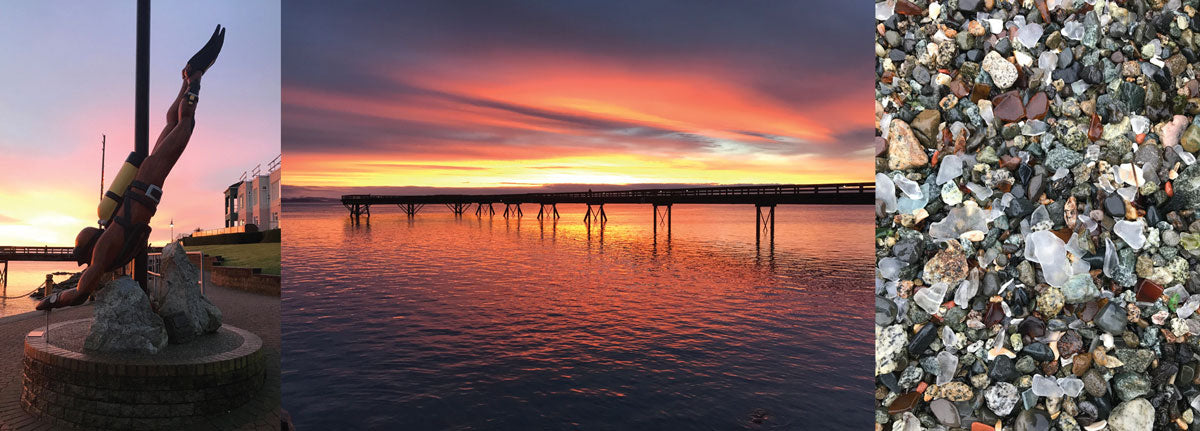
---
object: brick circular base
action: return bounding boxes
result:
[21,318,264,430]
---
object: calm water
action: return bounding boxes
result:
[0,261,77,317]
[282,203,874,429]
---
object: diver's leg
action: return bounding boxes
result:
[137,97,196,188]
[153,79,190,150]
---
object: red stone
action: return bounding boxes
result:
[1057,330,1083,356]
[1088,114,1103,141]
[888,392,921,414]
[950,78,970,98]
[1025,92,1048,120]
[1136,279,1164,302]
[1079,300,1101,322]
[894,0,925,15]
[999,155,1021,170]
[992,91,1026,123]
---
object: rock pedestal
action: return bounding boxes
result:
[83,276,167,354]
[156,242,222,343]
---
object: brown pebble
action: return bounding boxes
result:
[888,391,921,414]
[1072,352,1092,376]
[992,90,1026,123]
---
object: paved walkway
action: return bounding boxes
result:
[0,276,280,430]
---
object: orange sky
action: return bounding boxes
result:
[0,3,280,246]
[282,2,873,194]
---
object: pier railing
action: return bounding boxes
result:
[0,246,76,262]
[341,182,875,205]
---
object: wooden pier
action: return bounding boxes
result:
[341,183,874,244]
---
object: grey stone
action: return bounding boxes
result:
[1014,408,1052,431]
[1108,398,1153,431]
[1061,273,1099,304]
[985,382,1019,416]
[1095,301,1128,334]
[1083,369,1107,397]
[1112,372,1151,401]
[930,398,960,427]
[84,276,168,354]
[1113,349,1154,373]
[155,242,222,344]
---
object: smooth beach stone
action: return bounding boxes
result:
[1104,194,1126,218]
[930,398,961,427]
[1014,408,1052,431]
[907,323,938,355]
[1023,343,1055,362]
[1083,369,1108,397]
[876,296,899,326]
[989,355,1018,382]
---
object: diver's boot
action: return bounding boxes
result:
[183,25,226,79]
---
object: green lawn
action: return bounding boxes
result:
[184,242,280,275]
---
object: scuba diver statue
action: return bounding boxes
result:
[37,26,226,311]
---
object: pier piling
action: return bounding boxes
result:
[755,204,775,246]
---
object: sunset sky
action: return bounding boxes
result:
[283,1,872,198]
[0,2,280,246]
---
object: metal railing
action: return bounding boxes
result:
[191,226,254,237]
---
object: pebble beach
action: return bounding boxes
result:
[876,0,1200,429]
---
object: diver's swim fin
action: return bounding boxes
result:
[185,25,225,77]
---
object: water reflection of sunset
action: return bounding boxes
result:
[283,203,874,428]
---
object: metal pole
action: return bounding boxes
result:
[100,134,106,204]
[134,0,150,289]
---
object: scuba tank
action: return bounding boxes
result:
[97,152,145,224]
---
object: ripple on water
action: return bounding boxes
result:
[283,203,873,429]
